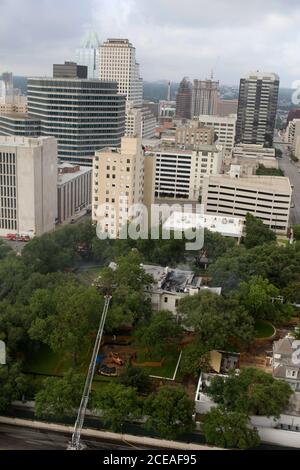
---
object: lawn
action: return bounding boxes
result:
[254,320,276,339]
[24,344,92,377]
[132,344,181,379]
[23,341,182,387]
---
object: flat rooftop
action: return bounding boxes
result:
[0,135,55,147]
[163,211,244,238]
[208,174,292,193]
[57,163,92,185]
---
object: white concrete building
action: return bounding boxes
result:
[198,114,237,155]
[141,264,221,314]
[163,211,244,240]
[0,136,57,237]
[125,103,142,137]
[92,136,155,238]
[57,163,92,224]
[202,165,292,234]
[154,144,223,201]
[142,107,156,139]
[231,143,279,175]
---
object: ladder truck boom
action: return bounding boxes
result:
[68,295,111,450]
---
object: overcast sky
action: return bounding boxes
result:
[0,0,300,86]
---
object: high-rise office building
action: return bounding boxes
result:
[175,78,192,119]
[235,71,279,147]
[0,136,57,237]
[0,113,40,137]
[191,79,219,117]
[27,68,126,166]
[99,38,156,138]
[76,31,101,79]
[99,39,143,107]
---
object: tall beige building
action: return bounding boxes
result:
[0,136,57,237]
[191,80,219,117]
[99,38,143,107]
[92,136,155,237]
[175,122,215,148]
[99,38,156,138]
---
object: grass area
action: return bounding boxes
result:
[135,345,180,378]
[254,320,275,339]
[23,341,182,390]
[24,344,92,377]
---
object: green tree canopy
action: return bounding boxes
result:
[35,370,84,419]
[237,276,293,323]
[207,368,293,417]
[202,408,260,450]
[179,341,210,379]
[118,365,151,394]
[177,291,254,349]
[0,363,29,412]
[29,281,103,364]
[244,214,276,249]
[144,386,195,439]
[283,280,300,304]
[135,310,182,356]
[99,252,153,331]
[91,383,141,431]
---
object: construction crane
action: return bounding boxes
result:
[68,295,112,450]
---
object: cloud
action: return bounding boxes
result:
[0,0,300,85]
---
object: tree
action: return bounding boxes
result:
[135,311,182,357]
[238,276,293,323]
[118,365,151,394]
[22,235,75,274]
[179,342,210,378]
[91,383,141,431]
[283,280,300,305]
[293,225,300,241]
[0,363,29,412]
[208,242,300,293]
[29,282,103,364]
[207,368,293,418]
[99,252,153,331]
[35,370,84,419]
[202,408,260,450]
[177,292,254,349]
[244,213,276,249]
[144,386,195,439]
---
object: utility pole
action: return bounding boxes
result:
[68,295,111,450]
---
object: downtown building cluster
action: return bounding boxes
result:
[0,35,293,239]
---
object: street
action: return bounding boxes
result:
[273,138,300,225]
[0,424,147,451]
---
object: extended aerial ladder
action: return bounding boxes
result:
[68,295,111,450]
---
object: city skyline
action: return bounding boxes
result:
[0,0,300,86]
